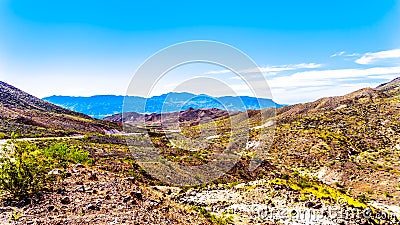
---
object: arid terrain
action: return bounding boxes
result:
[0,78,400,224]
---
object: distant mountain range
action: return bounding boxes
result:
[0,81,120,138]
[43,93,284,119]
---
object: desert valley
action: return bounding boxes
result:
[0,78,399,224]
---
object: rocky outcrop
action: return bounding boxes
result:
[104,107,238,129]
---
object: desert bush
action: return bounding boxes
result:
[0,140,90,199]
[40,143,90,168]
[0,141,45,198]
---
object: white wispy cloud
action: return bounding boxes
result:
[330,51,346,57]
[152,64,400,105]
[271,82,384,104]
[225,66,400,103]
[266,66,400,103]
[355,48,400,65]
[330,51,359,57]
[232,66,400,88]
[277,66,400,83]
[205,63,322,75]
[162,59,400,104]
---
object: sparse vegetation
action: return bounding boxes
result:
[357,193,370,204]
[0,137,90,199]
[0,132,5,139]
[269,175,368,209]
[384,191,392,198]
[191,206,234,225]
[1,78,400,224]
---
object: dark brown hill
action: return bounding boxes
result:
[0,81,121,138]
[104,107,238,129]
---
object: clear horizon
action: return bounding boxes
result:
[1,1,400,104]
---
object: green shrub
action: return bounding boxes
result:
[0,141,46,198]
[41,143,90,168]
[0,140,90,199]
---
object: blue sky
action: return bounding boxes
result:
[1,0,400,104]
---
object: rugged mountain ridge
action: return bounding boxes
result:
[104,107,238,129]
[0,81,121,138]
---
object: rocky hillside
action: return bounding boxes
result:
[0,81,121,138]
[271,77,400,201]
[177,77,400,223]
[99,77,400,224]
[0,163,213,225]
[104,107,238,129]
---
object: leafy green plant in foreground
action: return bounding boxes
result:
[0,138,90,199]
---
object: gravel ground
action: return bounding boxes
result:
[0,164,212,225]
